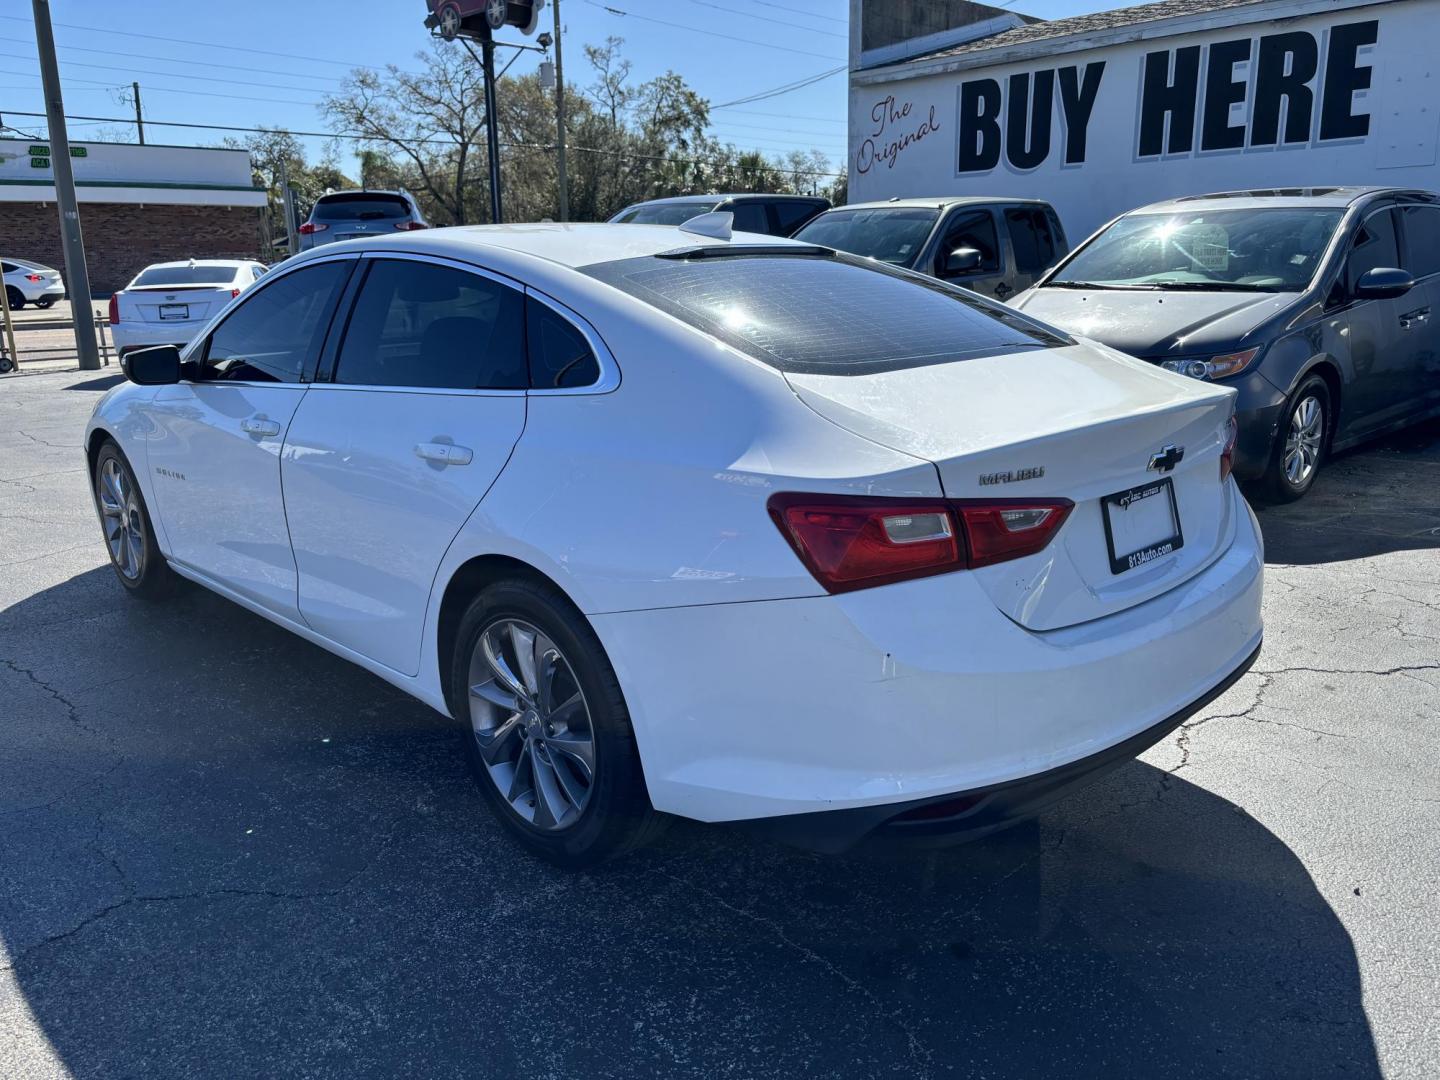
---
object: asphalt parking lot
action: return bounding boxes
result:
[2,367,1437,1079]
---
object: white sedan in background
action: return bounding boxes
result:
[3,257,66,309]
[108,259,267,356]
[84,219,1263,867]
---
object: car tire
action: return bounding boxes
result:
[1260,375,1330,503]
[92,441,176,599]
[447,577,663,868]
[34,298,54,310]
[5,286,26,311]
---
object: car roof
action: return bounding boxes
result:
[624,193,826,207]
[139,259,249,269]
[315,189,412,199]
[1128,186,1438,214]
[283,222,816,274]
[832,196,1053,212]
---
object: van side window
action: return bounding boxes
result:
[936,210,1000,277]
[1346,210,1400,294]
[729,202,770,234]
[1399,206,1440,278]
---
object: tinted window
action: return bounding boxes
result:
[1,262,16,274]
[527,299,600,389]
[792,208,939,267]
[1055,208,1344,291]
[584,253,1068,377]
[134,264,242,287]
[1347,210,1400,293]
[936,210,1000,276]
[1399,205,1440,278]
[1005,207,1059,275]
[311,194,410,222]
[202,261,349,383]
[334,259,526,390]
[614,200,717,225]
[729,201,771,234]
[772,200,826,235]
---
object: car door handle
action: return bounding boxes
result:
[240,417,281,437]
[414,442,473,466]
[1399,306,1431,330]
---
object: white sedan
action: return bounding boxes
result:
[84,219,1263,867]
[3,257,65,309]
[108,259,268,356]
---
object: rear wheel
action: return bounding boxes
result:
[1260,375,1330,503]
[93,441,176,599]
[448,577,661,868]
[34,297,54,310]
[5,286,25,311]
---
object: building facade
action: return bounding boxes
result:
[0,140,266,294]
[847,0,1437,239]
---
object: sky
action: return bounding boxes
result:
[0,0,1114,179]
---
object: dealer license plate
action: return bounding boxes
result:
[158,303,189,321]
[1102,478,1184,574]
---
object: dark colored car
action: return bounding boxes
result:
[793,197,1068,303]
[1013,187,1440,501]
[609,194,829,237]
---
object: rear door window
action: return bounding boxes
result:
[333,259,526,390]
[583,252,1068,377]
[201,261,351,383]
[771,200,826,235]
[1398,205,1440,278]
[1005,207,1059,275]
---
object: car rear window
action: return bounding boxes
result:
[311,194,411,222]
[132,265,240,287]
[583,252,1069,376]
[614,201,718,226]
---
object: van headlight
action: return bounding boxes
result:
[1161,347,1261,381]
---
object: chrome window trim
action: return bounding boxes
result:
[177,251,363,387]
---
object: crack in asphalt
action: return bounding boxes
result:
[644,865,937,1075]
[0,658,113,745]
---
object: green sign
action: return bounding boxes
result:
[70,146,87,158]
[30,157,49,168]
[28,145,49,156]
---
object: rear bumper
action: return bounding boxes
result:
[111,323,204,354]
[748,640,1260,853]
[593,483,1264,825]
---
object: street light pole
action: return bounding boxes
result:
[32,0,100,371]
[479,22,503,225]
[552,0,569,221]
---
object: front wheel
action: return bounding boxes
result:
[448,577,661,868]
[93,441,176,598]
[1260,376,1330,503]
[5,286,25,311]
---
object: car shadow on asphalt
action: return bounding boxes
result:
[1249,416,1440,564]
[1,568,1381,1078]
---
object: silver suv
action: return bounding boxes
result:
[298,190,428,250]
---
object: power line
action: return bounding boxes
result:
[49,41,349,84]
[715,107,845,124]
[678,0,847,38]
[747,0,848,25]
[0,67,324,107]
[582,0,845,61]
[713,64,845,107]
[0,50,337,95]
[2,109,848,177]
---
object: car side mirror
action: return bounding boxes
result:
[943,247,983,276]
[122,344,182,385]
[1354,266,1415,300]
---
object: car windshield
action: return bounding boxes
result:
[613,200,719,225]
[1049,208,1345,291]
[311,194,411,222]
[131,265,239,287]
[792,207,939,267]
[583,250,1069,376]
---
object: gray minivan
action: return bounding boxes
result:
[1013,187,1440,501]
[792,197,1068,303]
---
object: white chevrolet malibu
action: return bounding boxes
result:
[85,220,1263,867]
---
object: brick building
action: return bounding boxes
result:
[0,139,266,295]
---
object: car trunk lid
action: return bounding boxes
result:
[119,284,234,326]
[786,343,1238,630]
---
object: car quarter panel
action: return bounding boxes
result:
[592,483,1263,823]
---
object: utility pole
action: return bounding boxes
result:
[478,22,503,224]
[131,81,144,144]
[552,0,569,221]
[32,0,99,371]
[279,157,299,256]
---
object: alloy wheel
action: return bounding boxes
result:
[1282,394,1324,487]
[97,457,145,580]
[468,618,596,831]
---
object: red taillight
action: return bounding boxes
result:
[395,220,428,230]
[1220,416,1238,482]
[108,293,119,325]
[230,288,241,298]
[25,274,41,283]
[298,222,326,235]
[768,493,1073,593]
